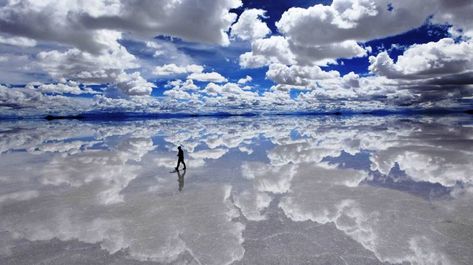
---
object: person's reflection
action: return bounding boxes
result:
[176,169,186,192]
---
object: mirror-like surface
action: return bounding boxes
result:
[1,116,472,265]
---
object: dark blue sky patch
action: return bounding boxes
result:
[327,23,451,76]
[234,0,332,33]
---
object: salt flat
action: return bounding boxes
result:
[0,115,472,265]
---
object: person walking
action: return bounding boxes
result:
[175,146,186,171]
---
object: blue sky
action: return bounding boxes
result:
[0,0,472,116]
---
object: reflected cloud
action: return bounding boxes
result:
[279,164,473,264]
[0,115,472,264]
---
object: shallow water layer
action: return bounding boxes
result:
[0,115,472,265]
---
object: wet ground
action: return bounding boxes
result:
[0,115,472,265]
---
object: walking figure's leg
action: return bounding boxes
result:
[182,160,186,170]
[176,160,181,170]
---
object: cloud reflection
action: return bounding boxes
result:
[0,115,472,264]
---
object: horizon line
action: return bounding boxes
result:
[1,109,472,121]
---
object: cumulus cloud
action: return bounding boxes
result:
[168,79,199,91]
[239,36,295,68]
[1,0,473,114]
[33,30,157,96]
[163,88,197,101]
[237,75,252,84]
[0,85,94,116]
[369,38,473,79]
[266,63,340,87]
[276,0,430,47]
[27,81,97,95]
[367,38,473,105]
[0,0,242,52]
[153,64,204,77]
[0,0,245,108]
[188,72,228,83]
[289,40,368,66]
[115,72,155,96]
[36,30,134,73]
[235,0,473,110]
[240,0,410,68]
[231,9,271,41]
[202,82,259,106]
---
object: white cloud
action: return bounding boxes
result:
[0,0,242,52]
[240,0,473,70]
[115,72,155,96]
[232,1,473,111]
[239,36,295,68]
[26,81,97,95]
[0,0,243,103]
[167,79,199,91]
[36,30,136,82]
[163,79,200,101]
[188,72,228,83]
[202,82,258,105]
[276,0,430,47]
[1,0,473,113]
[153,64,204,77]
[0,85,94,116]
[204,82,224,96]
[289,40,368,66]
[366,38,473,105]
[239,52,269,69]
[231,9,271,41]
[32,30,156,96]
[237,75,253,84]
[240,34,367,68]
[0,35,36,47]
[266,63,340,87]
[369,38,473,79]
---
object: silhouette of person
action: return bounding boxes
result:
[175,146,186,171]
[177,169,186,192]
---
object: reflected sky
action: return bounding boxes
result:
[0,115,473,265]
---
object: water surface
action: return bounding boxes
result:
[1,115,472,265]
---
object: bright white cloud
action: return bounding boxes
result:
[188,72,228,83]
[369,38,473,79]
[153,64,204,77]
[276,0,430,46]
[290,40,368,66]
[239,36,296,68]
[237,75,253,84]
[231,9,271,41]
[266,63,340,87]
